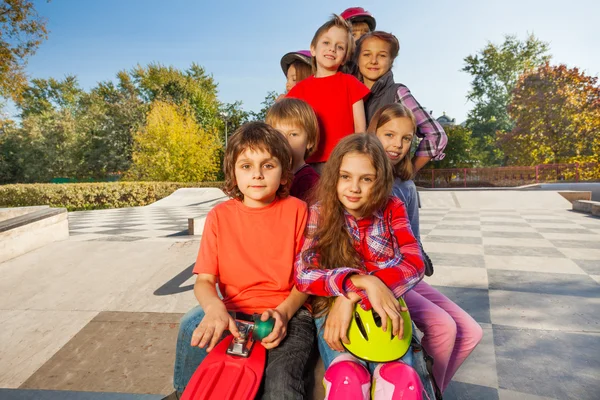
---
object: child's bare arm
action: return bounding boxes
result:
[353,99,366,133]
[260,286,309,349]
[191,274,239,352]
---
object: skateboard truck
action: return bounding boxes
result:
[226,314,275,358]
[226,320,255,358]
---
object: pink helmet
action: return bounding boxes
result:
[280,50,312,76]
[341,7,376,31]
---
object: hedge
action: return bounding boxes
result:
[0,182,225,211]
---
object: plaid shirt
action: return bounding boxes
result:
[294,197,424,310]
[396,84,448,161]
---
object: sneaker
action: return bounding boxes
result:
[419,240,434,277]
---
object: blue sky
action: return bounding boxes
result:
[11,0,600,123]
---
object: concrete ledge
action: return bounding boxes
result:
[0,208,69,264]
[558,191,592,203]
[572,200,600,216]
[0,206,49,223]
[187,216,207,236]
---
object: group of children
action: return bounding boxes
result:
[165,7,481,400]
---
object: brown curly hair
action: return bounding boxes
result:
[222,122,294,200]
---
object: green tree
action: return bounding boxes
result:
[0,0,48,101]
[128,101,220,182]
[462,34,550,165]
[428,125,481,169]
[500,63,600,166]
[79,72,147,177]
[249,91,278,121]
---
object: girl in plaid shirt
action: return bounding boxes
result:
[294,133,425,399]
[369,103,483,394]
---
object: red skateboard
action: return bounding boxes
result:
[181,314,274,400]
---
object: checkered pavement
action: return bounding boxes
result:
[418,208,600,400]
[12,203,599,400]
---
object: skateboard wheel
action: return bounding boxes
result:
[252,315,275,340]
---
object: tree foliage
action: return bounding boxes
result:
[463,34,550,165]
[500,63,600,165]
[127,101,220,182]
[0,0,48,100]
[428,124,481,169]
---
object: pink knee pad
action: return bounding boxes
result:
[372,361,425,400]
[323,355,371,400]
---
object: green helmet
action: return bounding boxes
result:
[343,297,412,362]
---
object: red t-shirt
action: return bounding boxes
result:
[291,164,320,202]
[194,196,307,314]
[287,72,370,163]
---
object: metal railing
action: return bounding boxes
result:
[414,162,600,188]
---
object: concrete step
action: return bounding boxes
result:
[573,200,600,216]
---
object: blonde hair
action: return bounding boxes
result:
[290,60,312,83]
[266,98,320,159]
[367,103,416,181]
[310,14,354,73]
[307,134,393,315]
[223,122,294,200]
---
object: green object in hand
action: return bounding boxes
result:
[252,314,275,340]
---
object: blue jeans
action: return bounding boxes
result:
[392,178,420,239]
[173,306,315,399]
[314,314,413,374]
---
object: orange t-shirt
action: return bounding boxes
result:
[193,196,308,314]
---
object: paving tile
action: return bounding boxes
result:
[590,275,600,285]
[558,247,600,260]
[482,231,545,239]
[530,222,591,229]
[442,216,481,222]
[0,389,163,399]
[481,221,530,227]
[484,245,566,258]
[20,312,181,395]
[484,255,586,275]
[451,325,498,388]
[428,229,482,238]
[434,224,481,231]
[482,237,554,248]
[443,381,499,400]
[522,218,574,224]
[424,266,488,289]
[497,389,557,400]
[432,286,491,324]
[91,236,146,242]
[0,310,98,388]
[489,290,600,331]
[429,253,485,268]
[423,235,482,244]
[537,227,593,234]
[481,225,537,233]
[95,228,144,235]
[572,259,600,275]
[494,326,600,400]
[550,239,600,249]
[421,242,483,255]
[487,269,600,298]
[539,232,600,241]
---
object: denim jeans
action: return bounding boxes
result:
[314,314,413,374]
[391,178,420,239]
[173,305,315,399]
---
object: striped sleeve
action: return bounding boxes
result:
[397,85,448,161]
[294,205,367,297]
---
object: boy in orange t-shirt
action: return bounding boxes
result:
[166,122,314,399]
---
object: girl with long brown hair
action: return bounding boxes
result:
[294,133,425,398]
[369,104,483,395]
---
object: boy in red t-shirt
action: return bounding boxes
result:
[164,122,314,399]
[287,14,370,168]
[266,98,320,203]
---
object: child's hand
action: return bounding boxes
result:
[260,309,289,350]
[324,293,360,352]
[191,304,239,352]
[355,275,405,337]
